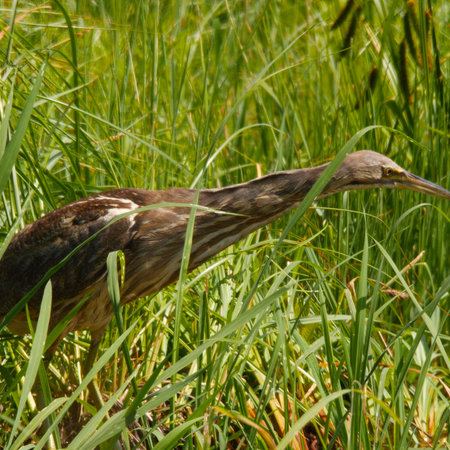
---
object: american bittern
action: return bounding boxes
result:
[0,150,449,388]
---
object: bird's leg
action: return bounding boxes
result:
[33,351,59,447]
[83,328,106,410]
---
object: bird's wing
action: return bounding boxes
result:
[0,193,140,314]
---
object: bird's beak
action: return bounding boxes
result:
[399,172,450,200]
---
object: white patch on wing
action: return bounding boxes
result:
[103,208,137,223]
[95,195,140,210]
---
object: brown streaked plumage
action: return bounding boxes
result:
[0,150,449,378]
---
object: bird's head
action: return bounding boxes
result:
[331,150,450,199]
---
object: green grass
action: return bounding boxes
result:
[0,1,448,448]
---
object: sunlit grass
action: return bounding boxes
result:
[0,0,448,448]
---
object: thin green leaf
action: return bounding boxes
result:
[6,281,52,448]
[0,62,45,196]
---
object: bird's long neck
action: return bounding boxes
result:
[201,164,326,221]
[188,164,327,267]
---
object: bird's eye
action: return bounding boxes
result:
[384,167,393,177]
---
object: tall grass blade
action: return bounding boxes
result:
[6,281,52,449]
[106,251,138,395]
[10,398,66,450]
[374,239,449,368]
[0,63,45,196]
[0,72,15,161]
[276,389,351,450]
[67,370,138,449]
[33,322,137,450]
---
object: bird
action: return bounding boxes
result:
[0,150,449,392]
